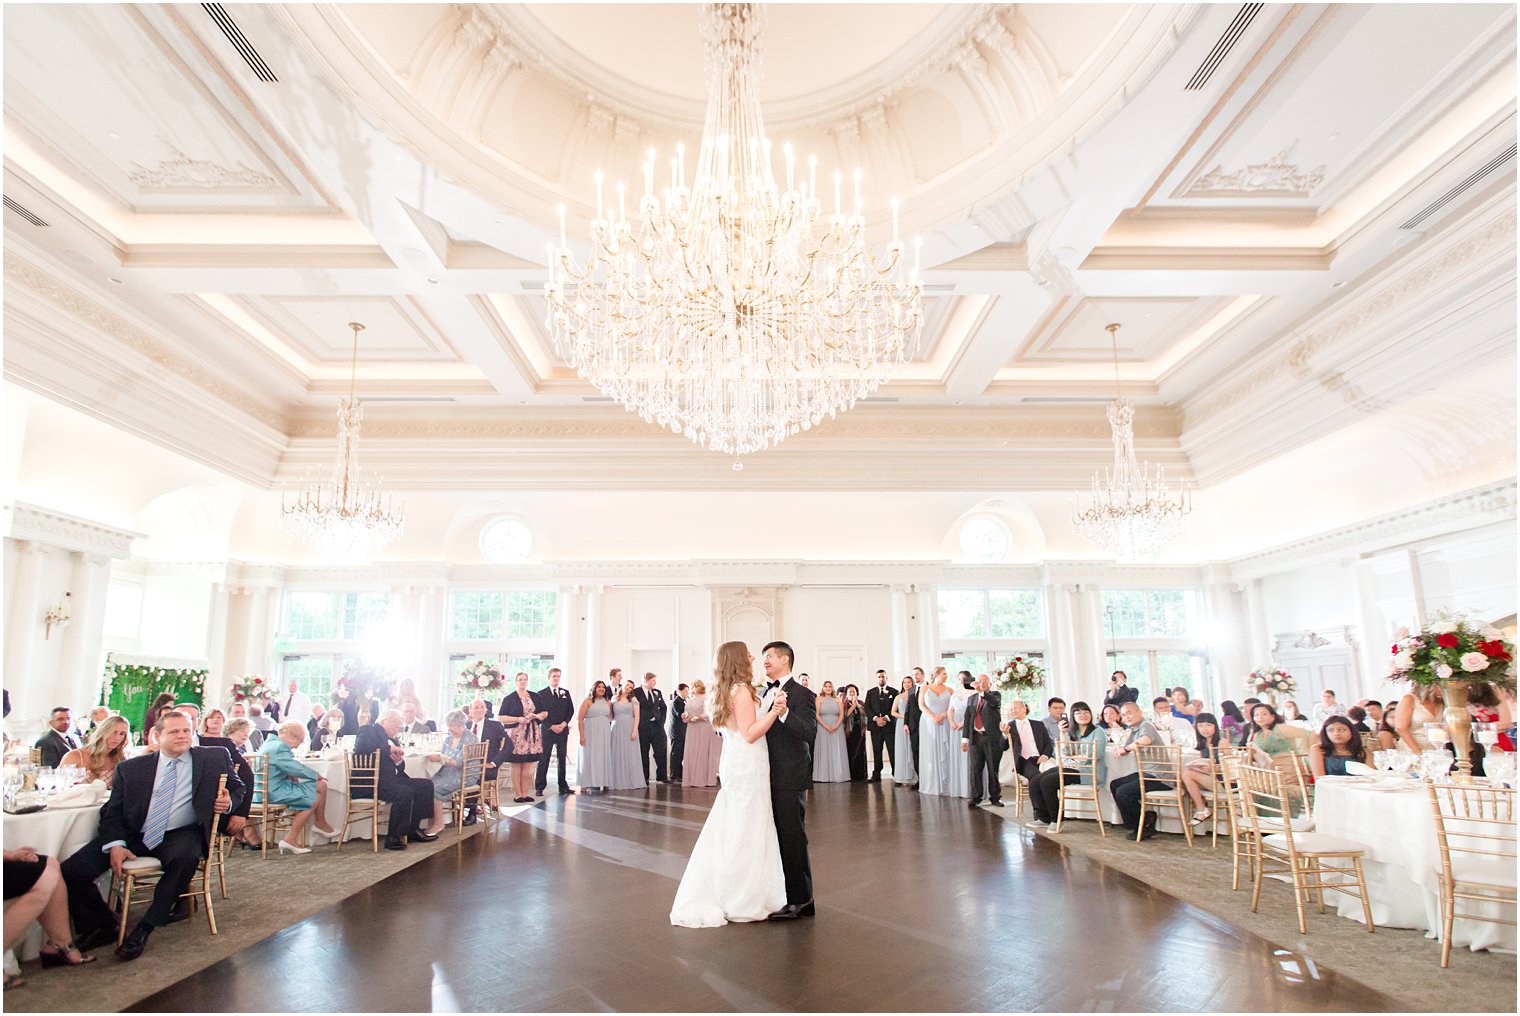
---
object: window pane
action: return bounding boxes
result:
[451,591,506,640]
[939,653,991,685]
[1100,590,1147,639]
[506,591,556,641]
[286,592,340,641]
[1154,653,1203,699]
[283,656,336,705]
[988,589,1042,638]
[1148,590,1195,638]
[343,593,390,642]
[938,590,988,639]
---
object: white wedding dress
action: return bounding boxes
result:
[669,720,787,927]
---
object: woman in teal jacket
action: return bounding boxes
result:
[258,722,340,854]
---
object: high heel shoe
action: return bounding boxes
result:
[38,941,96,967]
[277,840,311,855]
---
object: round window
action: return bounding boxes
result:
[480,518,533,564]
[959,516,1011,563]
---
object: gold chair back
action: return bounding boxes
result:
[1053,738,1105,836]
[339,750,383,852]
[1136,744,1193,846]
[1426,782,1517,967]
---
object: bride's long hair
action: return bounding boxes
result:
[709,641,756,731]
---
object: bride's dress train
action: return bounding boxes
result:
[669,723,787,927]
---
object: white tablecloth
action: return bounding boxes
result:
[1312,779,1516,952]
[4,802,104,961]
[296,753,442,843]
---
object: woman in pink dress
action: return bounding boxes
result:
[682,679,722,788]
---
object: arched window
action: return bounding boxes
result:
[480,517,533,564]
[959,516,1011,563]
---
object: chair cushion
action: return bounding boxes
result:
[1256,815,1315,832]
[1264,831,1364,854]
[1450,855,1519,888]
[121,857,163,872]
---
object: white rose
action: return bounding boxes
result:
[1435,663,1453,680]
[1430,619,1459,635]
[1460,652,1490,673]
[1392,650,1414,671]
[1482,626,1503,640]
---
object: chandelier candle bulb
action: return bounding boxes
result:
[616,181,625,226]
[784,142,794,192]
[808,155,817,200]
[834,171,842,218]
[594,171,604,220]
[891,197,899,245]
[557,205,566,249]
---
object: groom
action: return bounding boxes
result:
[760,640,817,920]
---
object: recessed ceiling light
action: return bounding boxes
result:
[1331,280,1346,288]
[953,400,963,406]
[425,277,439,285]
[106,276,124,285]
[732,461,744,471]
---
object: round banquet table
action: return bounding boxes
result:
[295,752,443,843]
[1312,778,1516,953]
[3,801,104,962]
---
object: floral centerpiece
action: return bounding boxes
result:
[993,656,1046,693]
[1246,666,1296,700]
[458,660,505,694]
[1389,612,1515,776]
[229,675,268,703]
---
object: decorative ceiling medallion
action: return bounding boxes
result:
[128,138,278,191]
[1186,141,1327,196]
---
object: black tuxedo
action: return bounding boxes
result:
[668,694,688,781]
[959,690,1005,804]
[353,723,435,844]
[863,684,897,779]
[633,687,669,782]
[533,686,576,793]
[62,746,245,936]
[764,675,817,906]
[34,728,79,768]
[905,682,924,772]
[1007,715,1056,822]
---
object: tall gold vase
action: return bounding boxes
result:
[1444,680,1473,778]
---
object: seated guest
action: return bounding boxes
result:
[1169,687,1198,722]
[1280,699,1305,725]
[248,704,277,734]
[226,703,263,750]
[59,714,131,789]
[1098,703,1124,736]
[84,706,111,737]
[5,847,93,983]
[1376,709,1401,751]
[307,703,326,742]
[141,693,176,739]
[467,698,508,800]
[427,710,480,825]
[399,700,435,736]
[60,711,242,960]
[1310,716,1371,777]
[258,722,338,853]
[352,710,439,850]
[332,684,360,735]
[1000,699,1054,826]
[1219,700,1247,744]
[200,714,260,852]
[1150,697,1193,744]
[1036,700,1103,827]
[1041,697,1067,744]
[1239,697,1262,742]
[1346,705,1371,734]
[223,717,256,756]
[176,704,203,746]
[1310,689,1343,731]
[312,707,347,752]
[34,707,80,769]
[1246,703,1312,760]
[1109,702,1161,840]
[1181,713,1228,824]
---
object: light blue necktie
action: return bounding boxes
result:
[142,757,180,850]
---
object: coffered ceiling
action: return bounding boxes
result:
[3,2,1515,504]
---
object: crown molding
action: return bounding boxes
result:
[4,502,142,559]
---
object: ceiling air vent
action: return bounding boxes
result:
[1184,4,1262,91]
[362,397,458,404]
[3,196,49,227]
[202,3,278,82]
[1398,144,1517,231]
[581,396,615,403]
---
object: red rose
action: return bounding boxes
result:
[1436,633,1459,649]
[1390,644,1400,655]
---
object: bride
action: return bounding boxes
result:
[669,641,788,927]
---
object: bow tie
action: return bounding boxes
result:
[767,681,781,691]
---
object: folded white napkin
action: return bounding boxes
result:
[1345,761,1378,776]
[50,780,106,806]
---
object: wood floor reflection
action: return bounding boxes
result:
[130,784,1399,1012]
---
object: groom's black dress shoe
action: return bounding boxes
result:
[766,901,815,921]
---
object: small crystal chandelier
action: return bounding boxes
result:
[1073,323,1191,560]
[282,322,404,562]
[545,2,923,456]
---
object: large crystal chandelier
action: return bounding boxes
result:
[544,3,923,456]
[282,322,404,562]
[1073,323,1191,560]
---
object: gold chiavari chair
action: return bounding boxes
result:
[207,830,233,900]
[28,748,41,765]
[450,742,489,835]
[1135,745,1192,846]
[1360,732,1381,758]
[1221,753,1257,889]
[338,750,385,853]
[246,754,290,859]
[109,852,218,945]
[1427,781,1516,967]
[1009,771,1030,817]
[1192,748,1237,849]
[1053,739,1105,837]
[1238,764,1374,935]
[481,736,505,817]
[1279,751,1315,814]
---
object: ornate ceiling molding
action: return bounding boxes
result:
[127,139,280,191]
[4,502,142,559]
[1185,141,1327,197]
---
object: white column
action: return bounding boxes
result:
[584,586,603,689]
[916,587,939,670]
[1352,561,1394,699]
[1073,587,1108,699]
[1243,579,1270,663]
[889,586,910,676]
[206,583,232,692]
[554,587,582,702]
[57,551,110,711]
[245,587,277,680]
[4,540,47,720]
[416,584,447,717]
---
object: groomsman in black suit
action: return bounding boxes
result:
[61,711,243,959]
[532,668,577,796]
[904,667,926,777]
[761,641,818,919]
[633,673,669,783]
[864,670,896,782]
[960,674,1005,807]
[669,683,689,783]
[35,707,80,768]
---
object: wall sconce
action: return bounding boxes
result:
[44,592,71,640]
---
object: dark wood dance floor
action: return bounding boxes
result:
[131,784,1397,1012]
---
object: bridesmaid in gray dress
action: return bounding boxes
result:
[945,680,972,799]
[577,680,614,793]
[680,680,722,788]
[917,668,955,796]
[812,682,850,783]
[608,680,646,790]
[891,678,917,785]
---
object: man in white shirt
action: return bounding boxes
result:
[277,681,313,732]
[1150,697,1193,745]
